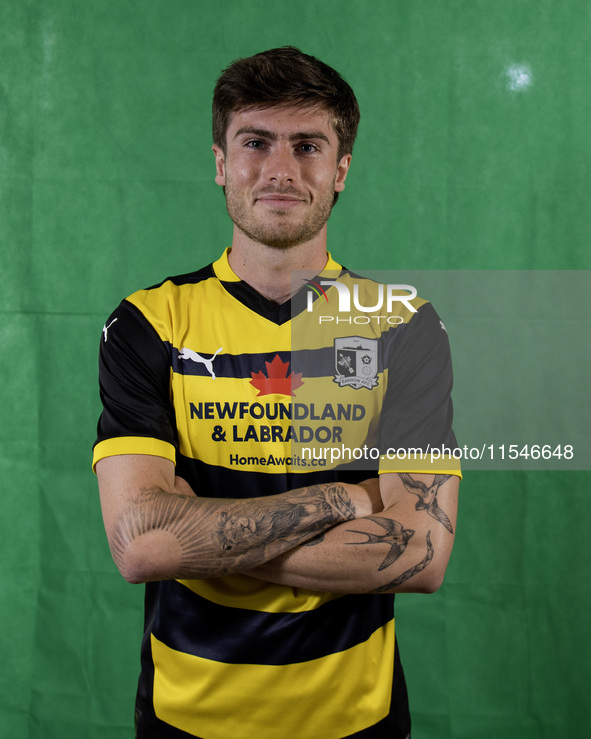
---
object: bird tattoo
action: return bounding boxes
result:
[347,516,415,570]
[372,531,434,594]
[398,473,453,533]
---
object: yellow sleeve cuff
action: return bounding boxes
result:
[378,454,462,478]
[92,436,177,472]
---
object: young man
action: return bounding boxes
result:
[94,47,460,739]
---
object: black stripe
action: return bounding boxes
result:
[176,452,291,498]
[220,279,294,324]
[168,324,407,381]
[136,596,408,739]
[151,579,394,666]
[170,346,297,379]
[145,263,215,290]
[169,345,344,380]
[175,452,372,499]
[135,701,199,738]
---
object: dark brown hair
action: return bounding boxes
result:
[212,46,360,160]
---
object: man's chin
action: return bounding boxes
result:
[237,225,320,250]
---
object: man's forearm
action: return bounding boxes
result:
[108,481,368,584]
[247,474,459,594]
[246,514,440,594]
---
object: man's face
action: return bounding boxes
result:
[212,106,351,249]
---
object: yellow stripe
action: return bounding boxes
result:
[128,279,293,355]
[175,374,386,472]
[152,619,395,739]
[127,251,427,356]
[379,454,462,477]
[92,436,176,472]
[177,576,342,613]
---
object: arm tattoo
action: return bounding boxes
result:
[110,482,357,578]
[323,483,357,520]
[109,489,212,576]
[398,473,454,533]
[302,532,326,547]
[372,531,434,593]
[212,488,342,553]
[346,516,415,570]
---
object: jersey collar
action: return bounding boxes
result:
[212,248,343,325]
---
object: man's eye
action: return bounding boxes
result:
[299,143,317,153]
[246,140,265,149]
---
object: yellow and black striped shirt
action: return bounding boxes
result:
[94,249,458,738]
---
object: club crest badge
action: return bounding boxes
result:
[333,337,379,390]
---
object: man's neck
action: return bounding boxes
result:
[227,229,330,304]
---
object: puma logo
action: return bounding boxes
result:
[178,347,223,379]
[102,318,118,342]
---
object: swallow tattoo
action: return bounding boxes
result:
[372,531,434,593]
[398,473,453,533]
[347,516,415,570]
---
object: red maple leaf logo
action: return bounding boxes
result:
[250,355,304,397]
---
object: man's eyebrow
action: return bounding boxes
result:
[292,131,331,144]
[234,127,277,140]
[233,127,331,144]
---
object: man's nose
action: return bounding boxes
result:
[264,145,296,183]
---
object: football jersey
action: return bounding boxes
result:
[93,249,459,738]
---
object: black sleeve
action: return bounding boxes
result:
[94,299,177,451]
[379,302,457,455]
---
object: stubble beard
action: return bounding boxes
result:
[224,181,336,249]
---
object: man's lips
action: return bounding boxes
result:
[256,194,305,209]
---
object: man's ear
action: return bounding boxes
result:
[334,154,352,193]
[212,145,226,186]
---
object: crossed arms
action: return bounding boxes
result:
[96,454,458,594]
[249,471,458,593]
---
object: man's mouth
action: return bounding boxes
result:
[256,192,306,209]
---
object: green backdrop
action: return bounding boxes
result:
[1,1,590,737]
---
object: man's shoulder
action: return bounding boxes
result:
[144,262,216,293]
[123,262,216,312]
